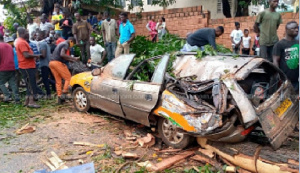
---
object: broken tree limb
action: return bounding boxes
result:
[196,138,299,173]
[150,150,196,171]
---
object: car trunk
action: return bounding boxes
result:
[237,62,299,149]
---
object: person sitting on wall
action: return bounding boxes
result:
[181,26,224,52]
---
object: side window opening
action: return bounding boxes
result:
[238,62,286,107]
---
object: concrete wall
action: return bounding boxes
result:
[127,0,237,19]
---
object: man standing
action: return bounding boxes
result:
[51,7,63,36]
[37,30,55,99]
[273,21,299,92]
[0,34,20,103]
[101,11,118,62]
[27,17,38,40]
[15,27,41,108]
[254,0,282,62]
[72,12,92,64]
[182,26,224,52]
[49,37,79,104]
[59,12,73,40]
[87,12,98,29]
[115,12,135,58]
[40,16,53,33]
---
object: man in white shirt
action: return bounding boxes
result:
[230,22,243,54]
[39,16,53,33]
[242,29,251,55]
[88,37,106,70]
[27,17,38,40]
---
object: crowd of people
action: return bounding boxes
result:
[0,2,138,107]
[0,0,298,108]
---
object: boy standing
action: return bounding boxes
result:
[230,22,243,54]
[242,29,251,55]
[88,37,106,69]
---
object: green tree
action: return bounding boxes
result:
[1,0,39,32]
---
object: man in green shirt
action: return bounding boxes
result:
[254,0,282,62]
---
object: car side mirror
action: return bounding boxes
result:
[92,68,102,76]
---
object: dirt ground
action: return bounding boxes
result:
[0,103,201,173]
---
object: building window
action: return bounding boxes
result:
[147,0,153,5]
[131,0,142,7]
[217,0,232,13]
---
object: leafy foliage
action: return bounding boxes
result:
[1,0,38,31]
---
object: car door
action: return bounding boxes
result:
[89,54,135,117]
[119,55,170,126]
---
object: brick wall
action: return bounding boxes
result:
[129,6,210,38]
[210,12,299,52]
[130,6,298,54]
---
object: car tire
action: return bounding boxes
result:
[158,117,191,149]
[73,87,90,112]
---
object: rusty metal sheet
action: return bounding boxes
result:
[172,55,254,81]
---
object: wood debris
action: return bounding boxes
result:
[15,123,36,135]
[73,141,105,148]
[122,152,139,159]
[146,150,196,171]
[137,133,155,148]
[43,151,68,171]
[157,148,182,153]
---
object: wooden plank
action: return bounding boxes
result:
[153,150,195,171]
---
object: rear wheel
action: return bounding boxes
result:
[158,117,191,149]
[73,87,90,112]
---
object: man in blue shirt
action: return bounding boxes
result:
[115,12,135,58]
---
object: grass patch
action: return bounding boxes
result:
[0,98,61,129]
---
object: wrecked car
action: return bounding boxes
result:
[70,53,298,149]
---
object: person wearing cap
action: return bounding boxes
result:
[0,33,20,103]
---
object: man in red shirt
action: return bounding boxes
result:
[15,27,41,108]
[0,34,20,103]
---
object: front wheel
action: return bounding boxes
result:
[73,87,90,112]
[158,117,192,149]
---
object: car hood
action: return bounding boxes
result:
[172,55,255,81]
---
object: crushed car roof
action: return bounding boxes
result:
[172,55,256,81]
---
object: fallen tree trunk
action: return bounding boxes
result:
[197,138,299,173]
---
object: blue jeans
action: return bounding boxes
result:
[105,42,116,62]
[0,71,20,101]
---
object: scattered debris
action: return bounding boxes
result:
[15,123,36,135]
[196,148,214,158]
[9,149,43,154]
[137,161,155,170]
[43,151,68,171]
[157,148,182,153]
[137,133,155,148]
[73,141,105,148]
[122,152,138,159]
[225,166,237,172]
[114,150,123,156]
[147,150,196,171]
